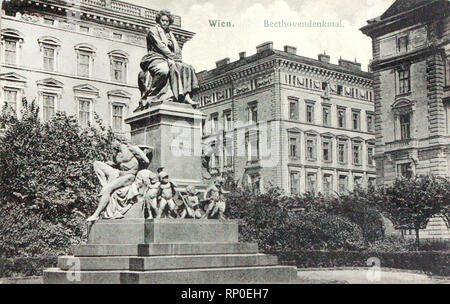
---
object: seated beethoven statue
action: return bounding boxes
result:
[86,140,151,222]
[136,9,199,111]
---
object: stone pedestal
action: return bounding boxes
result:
[124,102,206,188]
[43,219,297,284]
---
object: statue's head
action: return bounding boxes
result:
[186,185,198,196]
[214,176,225,187]
[159,171,169,183]
[156,10,174,31]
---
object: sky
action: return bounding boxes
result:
[122,0,395,72]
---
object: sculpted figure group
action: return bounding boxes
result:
[87,141,229,222]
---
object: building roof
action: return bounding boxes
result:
[380,0,433,20]
[197,48,373,83]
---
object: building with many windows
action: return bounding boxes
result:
[361,0,450,185]
[0,0,194,138]
[361,0,450,239]
[196,42,375,195]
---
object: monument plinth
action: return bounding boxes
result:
[125,102,206,188]
[43,219,297,284]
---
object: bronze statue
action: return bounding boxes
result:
[136,9,199,111]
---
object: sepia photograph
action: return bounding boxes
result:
[0,0,449,290]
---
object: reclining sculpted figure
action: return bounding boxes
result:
[86,141,151,222]
[136,9,199,111]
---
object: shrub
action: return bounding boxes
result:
[0,99,119,258]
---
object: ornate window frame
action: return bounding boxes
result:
[37,36,62,72]
[107,89,131,133]
[108,50,129,84]
[73,84,99,127]
[36,78,64,121]
[1,28,24,65]
[391,98,415,141]
[74,43,96,78]
[0,72,27,118]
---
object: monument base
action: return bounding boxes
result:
[43,219,297,284]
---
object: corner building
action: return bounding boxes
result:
[196,42,375,195]
[0,0,194,139]
[361,0,450,239]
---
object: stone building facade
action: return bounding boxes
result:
[361,0,450,184]
[196,42,375,195]
[0,0,194,139]
[361,0,450,239]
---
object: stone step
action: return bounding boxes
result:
[43,266,297,284]
[88,219,238,245]
[129,253,278,271]
[74,243,259,257]
[57,253,276,271]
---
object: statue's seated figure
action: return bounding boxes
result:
[136,9,199,111]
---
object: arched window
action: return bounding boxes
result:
[37,37,62,72]
[1,29,24,65]
[108,50,129,83]
[74,44,96,78]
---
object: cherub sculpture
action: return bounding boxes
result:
[179,185,203,219]
[202,176,229,220]
[157,170,179,218]
[143,171,160,219]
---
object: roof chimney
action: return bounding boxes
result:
[338,57,361,71]
[239,51,246,59]
[216,57,230,68]
[283,45,297,55]
[256,41,273,53]
[318,52,330,63]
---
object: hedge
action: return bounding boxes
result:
[269,250,450,276]
[0,257,57,278]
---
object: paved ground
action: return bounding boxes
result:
[296,268,450,284]
[1,269,449,284]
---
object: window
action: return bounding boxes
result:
[3,89,18,115]
[306,104,314,123]
[352,110,360,130]
[338,108,346,128]
[289,98,298,120]
[78,52,91,77]
[290,171,300,195]
[289,137,298,159]
[352,142,361,165]
[400,113,411,139]
[109,51,129,83]
[323,174,333,195]
[224,138,233,167]
[367,113,374,132]
[306,173,317,194]
[248,104,258,124]
[75,44,96,78]
[367,146,374,166]
[306,136,316,161]
[322,106,330,126]
[43,46,55,72]
[42,93,56,121]
[398,162,413,179]
[354,176,362,187]
[211,114,219,134]
[397,36,408,53]
[224,111,232,131]
[338,175,347,194]
[397,68,410,95]
[4,40,17,64]
[337,85,343,95]
[112,105,124,131]
[322,140,332,162]
[43,18,54,25]
[245,131,259,161]
[113,32,123,40]
[78,98,92,126]
[338,141,347,164]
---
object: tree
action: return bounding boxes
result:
[376,175,449,249]
[0,98,119,257]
